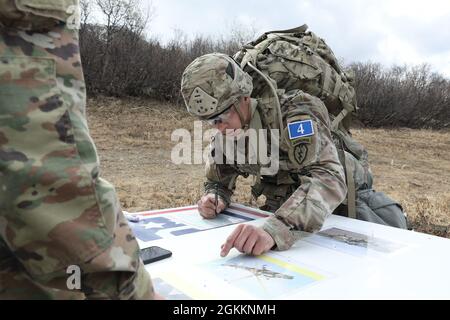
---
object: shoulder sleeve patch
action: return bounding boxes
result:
[290,143,309,165]
[284,116,319,167]
[287,119,314,140]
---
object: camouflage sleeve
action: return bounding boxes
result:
[204,134,240,207]
[263,91,347,250]
[64,198,154,300]
[0,5,153,299]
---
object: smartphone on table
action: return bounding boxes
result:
[139,246,172,265]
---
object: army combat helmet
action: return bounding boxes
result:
[181,53,253,121]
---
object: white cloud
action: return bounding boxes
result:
[148,0,450,77]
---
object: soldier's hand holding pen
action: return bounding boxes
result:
[197,194,226,219]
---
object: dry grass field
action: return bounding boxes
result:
[87,96,450,238]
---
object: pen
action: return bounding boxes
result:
[215,184,219,214]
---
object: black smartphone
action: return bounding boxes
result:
[139,246,172,265]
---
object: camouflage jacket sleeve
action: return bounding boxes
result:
[69,200,155,300]
[204,134,240,207]
[0,9,153,299]
[263,91,347,250]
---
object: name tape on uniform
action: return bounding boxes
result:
[288,120,315,140]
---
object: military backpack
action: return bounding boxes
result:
[234,25,407,229]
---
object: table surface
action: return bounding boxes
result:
[132,204,450,300]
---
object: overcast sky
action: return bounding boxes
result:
[146,0,450,77]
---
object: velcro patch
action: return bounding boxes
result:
[288,120,314,140]
[293,144,308,164]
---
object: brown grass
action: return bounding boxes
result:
[87,97,450,238]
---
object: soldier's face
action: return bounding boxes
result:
[215,99,248,135]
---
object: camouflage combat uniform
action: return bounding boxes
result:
[0,0,153,299]
[205,90,347,251]
[181,53,347,251]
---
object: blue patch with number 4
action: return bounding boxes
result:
[288,120,314,140]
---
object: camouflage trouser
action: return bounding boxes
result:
[0,3,153,299]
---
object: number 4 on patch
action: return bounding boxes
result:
[288,120,315,140]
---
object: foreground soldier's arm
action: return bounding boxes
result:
[61,206,155,300]
[262,92,348,250]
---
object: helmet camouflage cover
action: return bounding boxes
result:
[181,53,253,119]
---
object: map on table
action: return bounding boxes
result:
[200,253,328,299]
[125,204,270,242]
[302,227,405,256]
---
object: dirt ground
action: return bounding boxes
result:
[87,96,450,238]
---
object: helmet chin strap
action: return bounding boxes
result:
[233,100,249,130]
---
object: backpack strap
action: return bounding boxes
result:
[334,135,357,219]
[344,152,357,219]
[246,62,291,148]
[263,24,308,35]
[331,100,354,131]
[250,24,309,45]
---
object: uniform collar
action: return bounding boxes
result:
[248,98,263,131]
[245,98,268,167]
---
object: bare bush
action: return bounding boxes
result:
[80,3,256,101]
[79,2,449,129]
[351,62,450,129]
